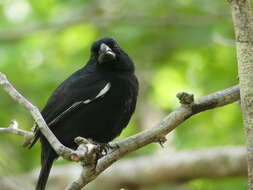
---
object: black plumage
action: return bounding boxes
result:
[30,37,138,190]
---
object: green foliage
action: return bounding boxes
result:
[0,0,245,189]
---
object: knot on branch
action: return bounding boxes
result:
[176,92,194,105]
[9,120,18,129]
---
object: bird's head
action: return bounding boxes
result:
[90,37,134,72]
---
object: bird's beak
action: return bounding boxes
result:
[98,43,116,64]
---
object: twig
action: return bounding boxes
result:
[0,120,33,146]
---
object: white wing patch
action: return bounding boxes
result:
[95,82,111,99]
[48,82,111,126]
[83,99,91,104]
[82,82,111,104]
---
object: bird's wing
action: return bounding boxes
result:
[46,82,111,127]
[29,71,110,148]
[41,70,109,122]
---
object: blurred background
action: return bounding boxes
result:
[0,0,246,189]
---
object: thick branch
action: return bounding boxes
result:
[0,147,246,190]
[228,0,253,189]
[96,147,246,189]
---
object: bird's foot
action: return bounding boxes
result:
[87,139,119,158]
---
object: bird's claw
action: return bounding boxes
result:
[87,139,119,158]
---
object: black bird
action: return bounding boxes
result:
[30,37,139,190]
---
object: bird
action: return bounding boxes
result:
[29,37,139,190]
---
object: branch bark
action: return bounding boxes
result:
[0,147,246,190]
[94,146,246,189]
[228,0,253,189]
[0,120,33,146]
[0,71,240,190]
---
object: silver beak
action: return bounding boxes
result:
[98,43,116,64]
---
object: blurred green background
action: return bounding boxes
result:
[0,0,245,189]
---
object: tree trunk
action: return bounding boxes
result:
[228,0,253,189]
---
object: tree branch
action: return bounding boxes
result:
[0,147,246,190]
[0,71,240,190]
[66,85,240,189]
[0,72,100,163]
[0,120,33,146]
[0,120,30,137]
[95,146,247,189]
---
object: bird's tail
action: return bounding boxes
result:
[35,149,55,190]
